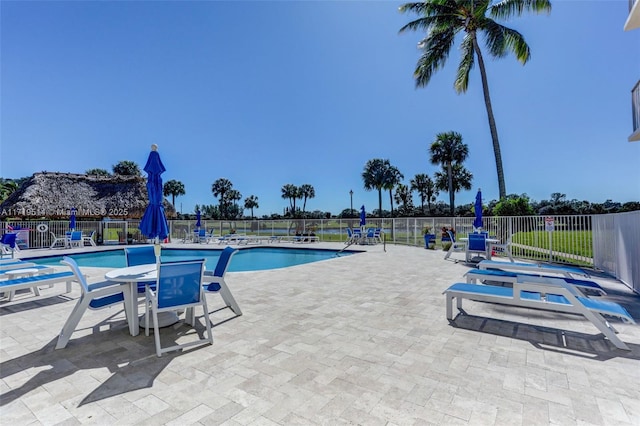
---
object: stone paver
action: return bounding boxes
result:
[1,242,639,425]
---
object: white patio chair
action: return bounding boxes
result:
[443,230,466,260]
[55,256,133,349]
[144,259,213,357]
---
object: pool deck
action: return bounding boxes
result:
[2,242,640,424]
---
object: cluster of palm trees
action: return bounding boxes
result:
[280,184,315,218]
[362,131,472,218]
[186,179,260,220]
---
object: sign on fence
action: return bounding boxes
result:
[544,217,555,232]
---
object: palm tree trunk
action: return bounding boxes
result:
[473,37,506,199]
[447,161,454,215]
[389,190,394,217]
[377,189,383,217]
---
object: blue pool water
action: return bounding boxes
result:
[29,247,355,271]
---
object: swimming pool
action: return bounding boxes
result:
[29,247,356,271]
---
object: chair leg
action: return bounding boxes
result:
[145,293,151,337]
[153,309,162,357]
[202,296,214,346]
[218,284,242,316]
[55,297,91,349]
[444,244,455,260]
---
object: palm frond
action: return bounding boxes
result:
[399,16,440,34]
[482,19,508,58]
[399,1,463,33]
[483,20,530,62]
[399,0,457,17]
[490,0,552,20]
[414,27,457,87]
[454,33,475,93]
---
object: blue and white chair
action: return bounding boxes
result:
[465,233,489,262]
[124,246,157,294]
[49,232,69,249]
[443,230,466,260]
[144,259,213,357]
[56,256,132,349]
[68,231,83,248]
[202,247,242,316]
[0,233,18,258]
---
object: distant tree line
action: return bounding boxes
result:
[2,155,638,220]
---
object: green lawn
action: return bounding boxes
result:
[512,231,593,258]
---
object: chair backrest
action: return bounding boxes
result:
[1,233,17,248]
[156,259,205,309]
[353,228,362,236]
[213,247,238,278]
[198,229,206,237]
[346,228,353,238]
[125,246,157,266]
[366,228,375,237]
[468,234,487,251]
[70,231,82,241]
[60,256,90,293]
[446,230,456,242]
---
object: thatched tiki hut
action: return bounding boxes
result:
[0,172,176,220]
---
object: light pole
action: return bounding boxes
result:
[349,189,353,217]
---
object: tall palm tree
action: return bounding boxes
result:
[394,183,414,216]
[244,195,259,219]
[410,173,439,215]
[429,131,469,215]
[399,0,551,200]
[212,178,233,219]
[281,184,300,216]
[383,165,404,217]
[300,184,315,217]
[163,179,186,207]
[434,163,473,214]
[362,158,391,216]
[225,189,242,219]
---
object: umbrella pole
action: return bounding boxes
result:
[153,237,161,267]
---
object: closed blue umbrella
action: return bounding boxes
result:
[69,208,76,231]
[195,209,201,230]
[473,189,483,231]
[139,145,169,247]
[360,205,366,227]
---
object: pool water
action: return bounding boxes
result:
[30,247,355,271]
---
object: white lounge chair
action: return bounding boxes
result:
[444,279,635,350]
[465,268,607,296]
[478,259,589,278]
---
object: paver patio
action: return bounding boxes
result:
[1,243,639,425]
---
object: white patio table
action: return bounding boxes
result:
[104,264,179,336]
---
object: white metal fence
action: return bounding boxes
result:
[2,212,638,292]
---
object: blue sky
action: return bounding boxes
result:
[1,0,639,217]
